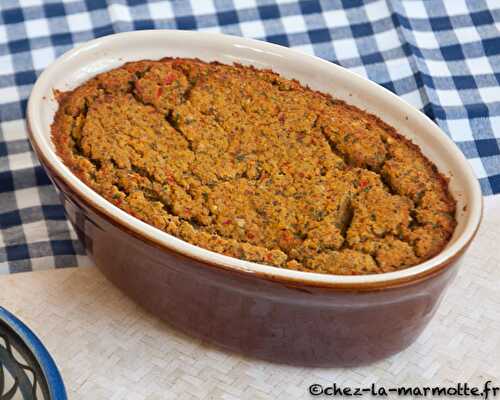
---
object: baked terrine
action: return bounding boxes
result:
[52,58,456,275]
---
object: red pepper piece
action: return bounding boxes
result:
[164,73,176,85]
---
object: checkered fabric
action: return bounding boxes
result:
[0,0,499,274]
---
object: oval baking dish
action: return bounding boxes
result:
[27,30,482,366]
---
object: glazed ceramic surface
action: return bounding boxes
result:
[0,307,67,399]
[27,31,482,366]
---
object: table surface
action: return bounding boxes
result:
[1,0,500,273]
[1,197,499,399]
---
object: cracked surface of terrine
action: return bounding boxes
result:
[51,58,456,275]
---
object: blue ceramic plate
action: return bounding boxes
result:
[0,307,67,400]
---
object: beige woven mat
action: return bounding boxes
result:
[1,197,499,399]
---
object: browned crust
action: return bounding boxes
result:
[51,57,456,275]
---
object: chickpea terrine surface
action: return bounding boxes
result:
[51,58,456,275]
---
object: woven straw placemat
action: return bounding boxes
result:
[1,198,499,399]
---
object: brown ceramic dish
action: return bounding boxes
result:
[27,31,482,366]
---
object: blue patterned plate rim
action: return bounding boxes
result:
[0,306,67,400]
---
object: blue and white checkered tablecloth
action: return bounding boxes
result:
[0,0,499,274]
